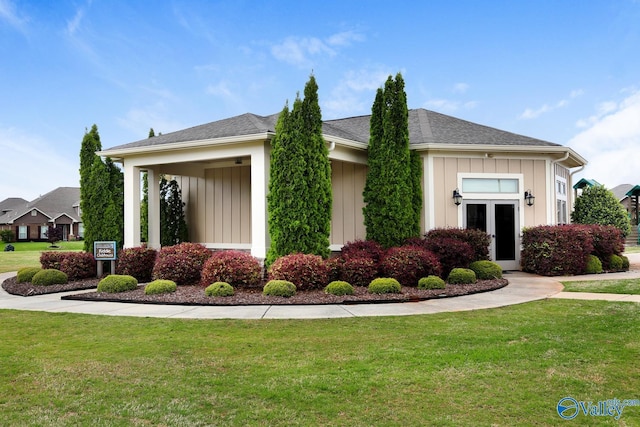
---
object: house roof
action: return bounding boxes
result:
[103,108,566,152]
[0,197,28,214]
[0,187,81,225]
[611,184,634,201]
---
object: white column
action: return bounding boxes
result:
[250,143,270,259]
[123,163,141,248]
[147,168,161,249]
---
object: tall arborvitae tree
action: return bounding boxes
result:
[159,176,188,246]
[140,128,155,242]
[266,75,332,264]
[363,73,418,248]
[83,156,111,251]
[79,125,102,252]
[104,157,124,248]
[409,150,423,236]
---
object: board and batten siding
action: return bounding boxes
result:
[176,166,252,245]
[330,160,367,247]
[431,156,548,228]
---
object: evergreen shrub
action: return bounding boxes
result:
[447,268,477,285]
[205,282,234,297]
[16,267,41,283]
[339,257,378,287]
[380,245,441,287]
[97,275,138,293]
[584,255,603,274]
[263,280,296,297]
[621,255,630,271]
[60,252,96,280]
[325,256,343,283]
[152,243,211,286]
[32,269,68,286]
[117,246,157,282]
[421,237,475,277]
[368,277,401,294]
[418,275,445,290]
[200,250,262,288]
[608,254,624,271]
[267,253,329,291]
[521,225,593,276]
[587,225,625,270]
[324,280,354,296]
[469,260,503,280]
[40,251,75,270]
[144,279,177,295]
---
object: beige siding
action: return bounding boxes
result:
[177,166,251,244]
[330,160,366,246]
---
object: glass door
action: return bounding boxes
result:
[464,200,519,270]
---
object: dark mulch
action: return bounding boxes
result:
[2,275,507,306]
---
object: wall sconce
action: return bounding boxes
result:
[452,188,463,206]
[524,190,535,207]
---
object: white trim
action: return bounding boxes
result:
[203,243,252,250]
[329,244,343,251]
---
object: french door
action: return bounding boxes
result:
[463,200,519,270]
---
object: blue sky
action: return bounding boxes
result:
[1,0,639,200]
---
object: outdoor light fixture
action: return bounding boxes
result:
[452,188,463,206]
[524,190,535,206]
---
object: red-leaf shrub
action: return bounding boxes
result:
[152,243,212,286]
[521,225,593,276]
[340,257,378,287]
[267,253,330,291]
[116,246,157,282]
[325,256,343,283]
[421,237,475,277]
[40,251,75,270]
[586,225,625,270]
[341,239,385,264]
[380,245,441,286]
[423,228,491,261]
[60,252,96,280]
[200,250,262,288]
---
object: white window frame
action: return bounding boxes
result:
[18,225,27,239]
[556,176,568,224]
[40,226,48,239]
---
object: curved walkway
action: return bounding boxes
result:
[1,259,638,319]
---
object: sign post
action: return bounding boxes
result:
[94,241,117,277]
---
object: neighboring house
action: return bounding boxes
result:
[611,183,639,226]
[99,109,587,270]
[0,187,82,242]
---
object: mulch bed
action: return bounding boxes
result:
[2,276,508,306]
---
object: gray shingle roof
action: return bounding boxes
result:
[0,197,28,214]
[611,184,634,201]
[104,108,560,152]
[0,187,81,224]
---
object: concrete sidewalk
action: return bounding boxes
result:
[1,262,638,319]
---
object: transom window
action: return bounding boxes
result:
[462,178,519,193]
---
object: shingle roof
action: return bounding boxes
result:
[0,197,28,213]
[104,108,560,152]
[611,183,634,201]
[0,187,81,224]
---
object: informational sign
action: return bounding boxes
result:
[94,241,117,261]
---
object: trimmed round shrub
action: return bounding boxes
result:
[621,255,630,271]
[31,269,68,286]
[341,239,385,264]
[584,254,603,274]
[469,260,503,280]
[60,252,96,280]
[144,279,177,295]
[324,280,354,296]
[608,254,624,271]
[200,250,262,288]
[447,268,477,285]
[422,237,475,277]
[263,280,296,297]
[16,267,41,283]
[152,243,212,286]
[267,254,329,291]
[117,246,157,282]
[205,282,235,297]
[424,228,491,261]
[98,275,138,293]
[380,246,441,287]
[40,251,74,270]
[340,257,378,287]
[418,275,446,290]
[368,277,401,294]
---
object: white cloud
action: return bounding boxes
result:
[424,98,477,113]
[0,127,79,201]
[323,66,392,118]
[519,89,583,119]
[569,89,640,187]
[0,0,28,33]
[116,102,184,139]
[453,83,469,94]
[270,31,364,68]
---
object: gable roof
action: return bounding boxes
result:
[611,184,634,201]
[0,187,81,224]
[102,108,563,153]
[0,197,28,214]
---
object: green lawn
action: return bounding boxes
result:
[0,241,84,273]
[562,278,640,295]
[0,300,638,426]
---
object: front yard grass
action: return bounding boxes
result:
[1,299,638,426]
[562,278,640,294]
[0,241,83,273]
